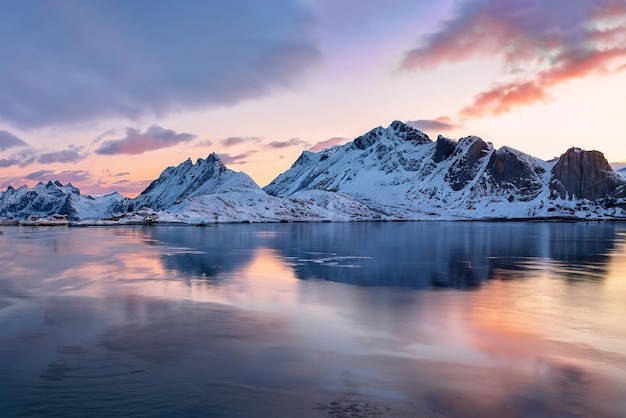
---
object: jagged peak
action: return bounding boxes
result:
[207,152,221,162]
[353,121,431,150]
[389,120,431,144]
[457,135,486,145]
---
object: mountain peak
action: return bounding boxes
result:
[134,151,260,210]
[353,121,430,150]
[389,120,431,144]
[550,147,626,200]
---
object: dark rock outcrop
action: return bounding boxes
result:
[485,147,545,199]
[550,148,626,200]
[354,121,430,150]
[354,126,385,150]
[446,136,491,191]
[433,135,457,163]
[389,120,431,144]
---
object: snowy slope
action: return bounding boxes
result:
[111,152,383,223]
[265,121,626,220]
[133,153,262,210]
[153,190,385,224]
[0,181,125,220]
[2,122,625,223]
[619,168,626,179]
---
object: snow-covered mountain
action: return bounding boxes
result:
[133,153,261,210]
[618,167,626,179]
[128,152,385,223]
[265,121,626,220]
[0,180,125,221]
[1,121,625,223]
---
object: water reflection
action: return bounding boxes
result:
[1,223,625,417]
[147,222,622,288]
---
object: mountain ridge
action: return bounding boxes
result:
[1,121,625,223]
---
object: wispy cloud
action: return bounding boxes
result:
[402,0,626,118]
[0,149,37,168]
[407,117,458,132]
[217,152,255,165]
[194,139,214,148]
[21,169,92,185]
[0,1,320,128]
[92,129,116,145]
[0,130,28,151]
[95,125,195,155]
[267,137,309,149]
[25,169,55,180]
[309,137,350,152]
[220,136,262,147]
[37,145,87,164]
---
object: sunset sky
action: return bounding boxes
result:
[1,0,625,197]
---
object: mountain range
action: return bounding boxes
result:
[1,121,625,224]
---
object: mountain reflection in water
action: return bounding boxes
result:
[151,222,619,288]
[0,222,625,417]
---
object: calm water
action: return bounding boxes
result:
[1,222,625,417]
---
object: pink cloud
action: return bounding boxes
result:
[309,137,350,152]
[95,125,195,155]
[402,0,626,118]
[407,117,458,132]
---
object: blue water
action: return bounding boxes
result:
[1,222,625,417]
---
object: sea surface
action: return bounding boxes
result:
[1,222,625,417]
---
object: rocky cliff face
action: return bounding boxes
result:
[550,148,626,200]
[265,121,625,219]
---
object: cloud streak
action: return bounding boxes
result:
[0,1,321,128]
[221,136,262,148]
[217,152,255,165]
[37,145,87,164]
[407,117,457,132]
[309,137,350,152]
[95,126,195,155]
[0,149,36,168]
[0,130,28,151]
[402,0,626,118]
[266,138,309,149]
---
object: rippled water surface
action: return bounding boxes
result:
[1,222,626,417]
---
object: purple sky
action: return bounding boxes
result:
[1,0,625,196]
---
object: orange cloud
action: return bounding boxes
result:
[309,137,350,152]
[461,46,626,118]
[403,0,626,119]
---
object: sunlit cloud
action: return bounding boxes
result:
[194,139,214,148]
[24,169,55,180]
[402,0,626,118]
[0,149,36,168]
[95,125,195,155]
[0,1,320,128]
[91,129,117,145]
[309,137,350,152]
[220,136,262,148]
[107,179,152,196]
[37,145,87,164]
[217,152,256,165]
[0,130,28,151]
[20,169,92,185]
[266,137,309,149]
[407,117,458,132]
